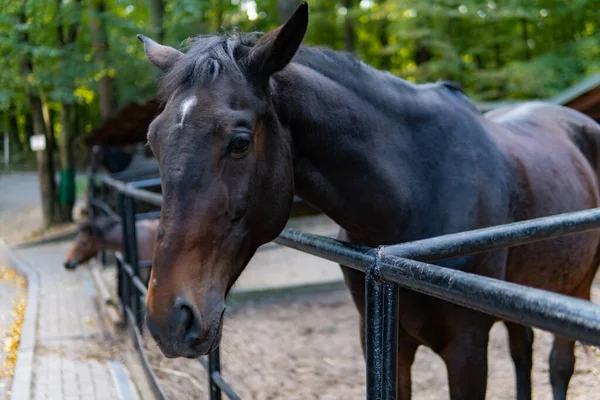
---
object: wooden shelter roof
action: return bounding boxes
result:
[83,98,163,148]
[477,74,600,119]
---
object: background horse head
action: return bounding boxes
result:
[64,216,121,270]
[138,4,309,358]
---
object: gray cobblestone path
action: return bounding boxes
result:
[16,241,121,400]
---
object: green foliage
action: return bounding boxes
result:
[1,0,600,165]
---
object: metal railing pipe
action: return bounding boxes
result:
[377,256,600,346]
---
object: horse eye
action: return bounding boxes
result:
[81,240,88,246]
[229,132,252,156]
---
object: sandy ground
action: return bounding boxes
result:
[144,282,600,400]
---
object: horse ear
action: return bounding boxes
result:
[247,2,308,77]
[137,34,183,73]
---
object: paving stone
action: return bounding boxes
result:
[16,243,120,400]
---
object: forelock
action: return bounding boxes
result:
[158,31,260,102]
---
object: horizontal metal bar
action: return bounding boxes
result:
[276,207,600,271]
[274,229,374,271]
[89,199,120,222]
[95,172,600,266]
[136,211,161,220]
[128,177,162,189]
[275,226,600,345]
[116,252,152,271]
[210,371,240,400]
[110,168,160,183]
[125,308,168,400]
[132,276,148,296]
[378,256,600,346]
[119,260,149,296]
[198,358,240,400]
[97,175,600,345]
[94,174,163,207]
[384,208,600,262]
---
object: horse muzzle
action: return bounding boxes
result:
[64,260,78,270]
[146,297,225,359]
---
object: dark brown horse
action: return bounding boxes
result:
[64,216,158,282]
[138,4,600,399]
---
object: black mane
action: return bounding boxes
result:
[158,30,474,114]
[158,30,391,101]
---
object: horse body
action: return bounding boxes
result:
[488,103,600,292]
[278,51,600,399]
[139,5,600,399]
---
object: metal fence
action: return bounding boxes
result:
[88,172,600,400]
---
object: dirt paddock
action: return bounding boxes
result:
[145,282,600,400]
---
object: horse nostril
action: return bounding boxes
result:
[64,261,77,270]
[173,301,203,344]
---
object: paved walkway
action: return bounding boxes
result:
[0,173,42,244]
[15,241,138,400]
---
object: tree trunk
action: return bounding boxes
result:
[494,43,502,68]
[58,104,76,221]
[212,0,223,32]
[89,0,115,120]
[55,0,81,222]
[415,44,432,65]
[28,92,56,227]
[378,19,391,70]
[40,90,54,142]
[24,112,33,142]
[4,109,22,152]
[20,10,57,227]
[149,0,165,42]
[521,18,531,60]
[342,0,355,52]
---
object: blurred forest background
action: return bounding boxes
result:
[1,0,600,223]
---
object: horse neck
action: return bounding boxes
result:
[272,60,422,243]
[100,223,124,252]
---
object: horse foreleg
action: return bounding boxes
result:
[549,335,575,400]
[396,333,418,400]
[340,265,366,353]
[441,326,490,400]
[505,321,534,400]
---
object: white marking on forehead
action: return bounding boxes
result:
[178,95,197,127]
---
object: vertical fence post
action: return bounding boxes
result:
[117,192,131,326]
[88,174,95,222]
[209,349,223,400]
[366,265,384,400]
[125,195,143,330]
[366,248,399,400]
[382,281,398,400]
[100,182,108,266]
